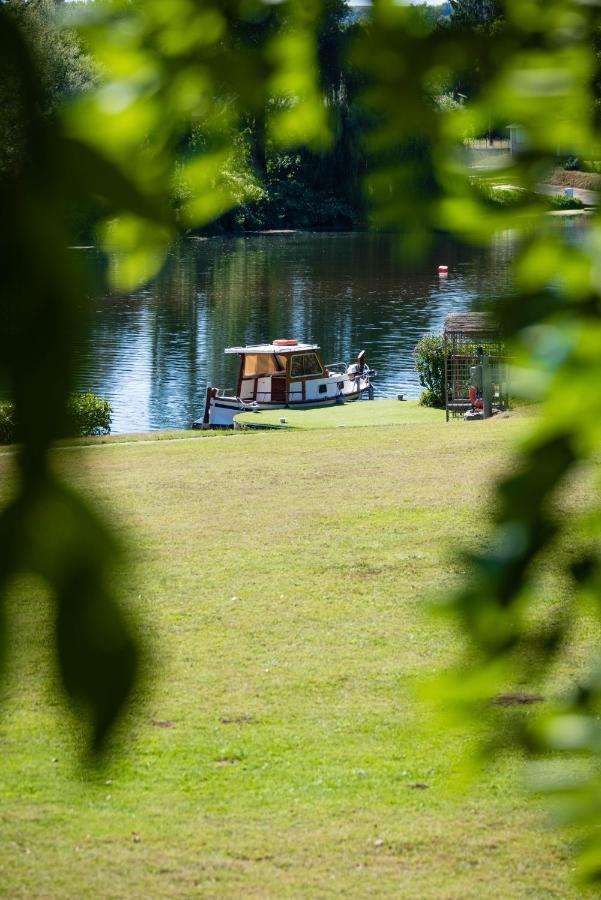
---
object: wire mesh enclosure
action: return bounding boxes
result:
[444,313,508,420]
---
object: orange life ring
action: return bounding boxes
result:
[273,339,298,346]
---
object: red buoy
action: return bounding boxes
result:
[273,339,298,346]
[438,264,449,275]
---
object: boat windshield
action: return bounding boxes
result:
[243,354,287,377]
[290,352,323,377]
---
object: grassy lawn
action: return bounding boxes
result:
[0,402,585,898]
[235,398,442,430]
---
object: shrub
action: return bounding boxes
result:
[548,193,585,210]
[413,334,449,409]
[480,184,585,211]
[67,393,112,437]
[0,393,112,444]
[418,388,442,408]
[582,160,601,175]
[479,185,526,207]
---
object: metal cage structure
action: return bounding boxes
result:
[444,313,508,420]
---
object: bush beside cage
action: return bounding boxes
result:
[413,334,448,409]
[0,394,112,445]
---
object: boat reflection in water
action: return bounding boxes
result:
[195,339,374,428]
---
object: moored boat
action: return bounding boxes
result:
[194,339,374,428]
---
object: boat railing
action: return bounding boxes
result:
[326,361,348,375]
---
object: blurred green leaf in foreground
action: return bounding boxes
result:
[0,0,330,757]
[352,0,601,882]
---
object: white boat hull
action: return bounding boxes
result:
[195,376,372,428]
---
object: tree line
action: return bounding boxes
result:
[2,0,511,234]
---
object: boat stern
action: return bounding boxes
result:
[193,387,245,429]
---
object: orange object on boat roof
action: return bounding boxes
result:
[273,339,298,346]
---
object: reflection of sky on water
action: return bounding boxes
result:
[75,230,516,433]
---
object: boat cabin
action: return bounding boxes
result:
[227,342,342,406]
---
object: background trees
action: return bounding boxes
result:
[1,1,465,232]
[0,0,93,175]
[449,0,502,27]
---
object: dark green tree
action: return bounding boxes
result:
[0,0,94,174]
[449,0,503,25]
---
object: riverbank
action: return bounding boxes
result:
[69,231,514,432]
[0,403,587,897]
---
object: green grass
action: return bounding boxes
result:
[483,185,586,211]
[0,428,223,454]
[0,402,586,898]
[235,398,442,430]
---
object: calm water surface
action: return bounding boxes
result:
[76,231,517,433]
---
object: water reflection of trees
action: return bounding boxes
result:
[79,234,517,431]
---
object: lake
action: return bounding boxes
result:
[75,230,516,433]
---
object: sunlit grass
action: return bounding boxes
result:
[0,403,582,898]
[235,398,442,430]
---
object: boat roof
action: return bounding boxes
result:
[224,343,319,355]
[443,313,498,335]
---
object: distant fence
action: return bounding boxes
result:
[466,139,511,150]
